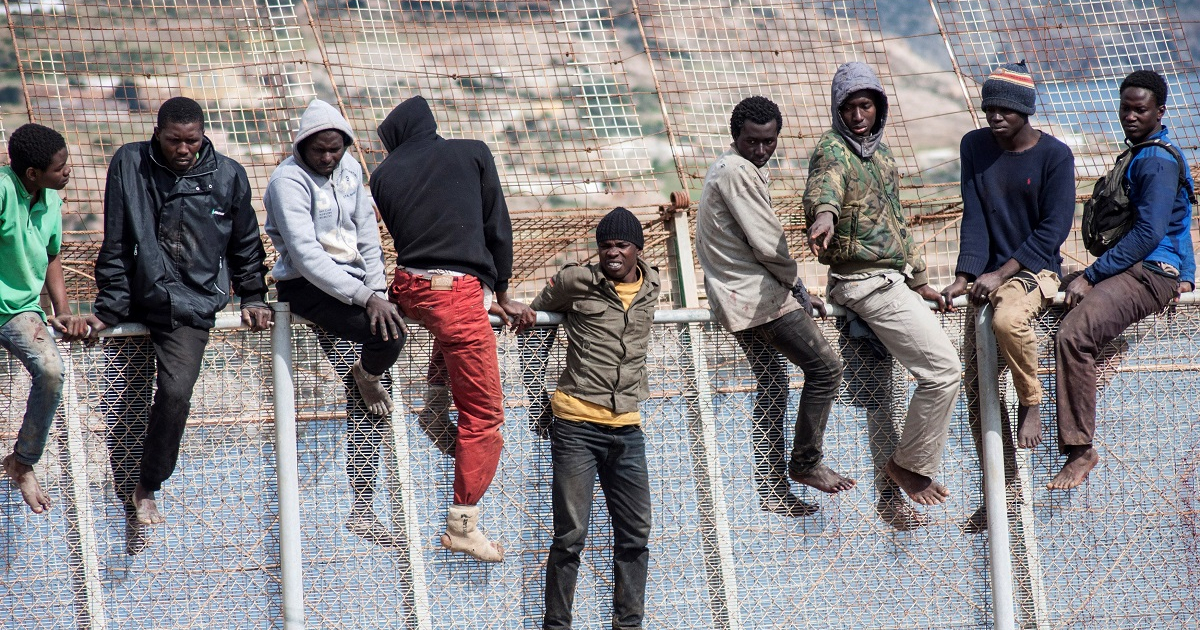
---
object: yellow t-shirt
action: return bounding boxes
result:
[551,272,644,427]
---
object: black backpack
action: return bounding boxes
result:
[1082,139,1196,257]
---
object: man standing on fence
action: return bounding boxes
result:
[1050,69,1195,489]
[0,123,87,514]
[939,62,1075,528]
[264,99,406,547]
[84,97,271,529]
[805,62,960,511]
[372,95,534,562]
[696,95,855,519]
[526,207,659,630]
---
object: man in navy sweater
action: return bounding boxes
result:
[941,62,1075,528]
[1050,70,1194,489]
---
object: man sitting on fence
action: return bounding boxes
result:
[804,62,960,514]
[83,97,272,529]
[264,99,406,547]
[1051,69,1195,489]
[372,95,534,562]
[0,123,87,514]
[526,207,659,630]
[695,95,854,519]
[939,62,1075,528]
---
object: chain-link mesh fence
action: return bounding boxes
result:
[3,298,1199,628]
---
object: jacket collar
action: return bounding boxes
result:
[722,147,770,186]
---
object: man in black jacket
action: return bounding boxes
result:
[84,97,270,534]
[372,95,533,562]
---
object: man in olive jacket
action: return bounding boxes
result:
[526,207,659,630]
[84,97,271,534]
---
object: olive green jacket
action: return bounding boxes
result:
[530,259,660,414]
[803,129,928,288]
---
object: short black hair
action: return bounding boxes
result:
[730,96,783,139]
[1120,70,1168,107]
[157,96,205,129]
[8,123,66,177]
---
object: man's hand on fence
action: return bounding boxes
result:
[51,314,91,342]
[241,305,273,331]
[915,283,948,311]
[1064,273,1092,310]
[366,294,405,341]
[81,314,108,343]
[940,275,970,312]
[969,270,1005,305]
[493,293,536,333]
[1176,281,1193,302]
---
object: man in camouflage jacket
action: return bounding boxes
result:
[804,62,961,520]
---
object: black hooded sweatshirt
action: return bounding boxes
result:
[371,95,513,293]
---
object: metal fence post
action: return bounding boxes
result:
[386,377,432,630]
[975,304,1016,630]
[271,303,306,630]
[664,200,744,630]
[59,340,107,630]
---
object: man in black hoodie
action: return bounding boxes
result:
[372,95,533,562]
[83,97,270,538]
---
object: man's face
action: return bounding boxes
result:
[599,239,640,283]
[1119,87,1164,144]
[839,90,878,137]
[734,119,779,168]
[301,130,347,177]
[984,106,1028,143]
[154,121,204,174]
[29,147,71,191]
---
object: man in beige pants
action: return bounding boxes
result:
[805,62,960,515]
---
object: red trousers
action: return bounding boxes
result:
[390,269,504,505]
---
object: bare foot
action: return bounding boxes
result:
[3,454,51,514]
[352,360,394,417]
[876,494,928,531]
[789,464,856,494]
[1017,404,1042,448]
[884,458,950,506]
[1047,445,1098,490]
[759,493,819,518]
[133,482,165,525]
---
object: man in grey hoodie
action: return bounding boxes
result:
[264,99,406,547]
[804,62,960,517]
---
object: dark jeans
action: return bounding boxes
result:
[104,325,209,500]
[544,418,651,630]
[279,278,405,506]
[733,309,843,500]
[1056,264,1176,452]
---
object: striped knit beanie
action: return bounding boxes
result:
[981,61,1036,115]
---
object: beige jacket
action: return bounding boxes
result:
[696,149,800,332]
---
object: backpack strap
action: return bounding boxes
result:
[1126,139,1196,204]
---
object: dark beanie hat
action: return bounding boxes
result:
[595,206,644,249]
[981,60,1036,115]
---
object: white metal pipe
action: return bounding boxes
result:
[270,303,306,630]
[974,304,1016,630]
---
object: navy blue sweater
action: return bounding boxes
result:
[955,129,1076,278]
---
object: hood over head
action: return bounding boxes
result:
[830,62,889,159]
[378,95,438,153]
[292,99,355,166]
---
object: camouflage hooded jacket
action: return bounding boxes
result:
[802,63,928,288]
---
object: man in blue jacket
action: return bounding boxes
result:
[84,97,271,530]
[1051,70,1194,489]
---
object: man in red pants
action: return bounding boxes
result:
[372,95,534,562]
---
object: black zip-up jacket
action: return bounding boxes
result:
[370,95,513,293]
[93,138,268,329]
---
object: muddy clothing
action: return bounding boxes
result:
[93,137,268,329]
[803,129,927,288]
[695,149,801,333]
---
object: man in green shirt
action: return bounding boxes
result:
[0,123,86,513]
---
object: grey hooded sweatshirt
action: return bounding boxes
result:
[264,99,387,307]
[830,61,889,159]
